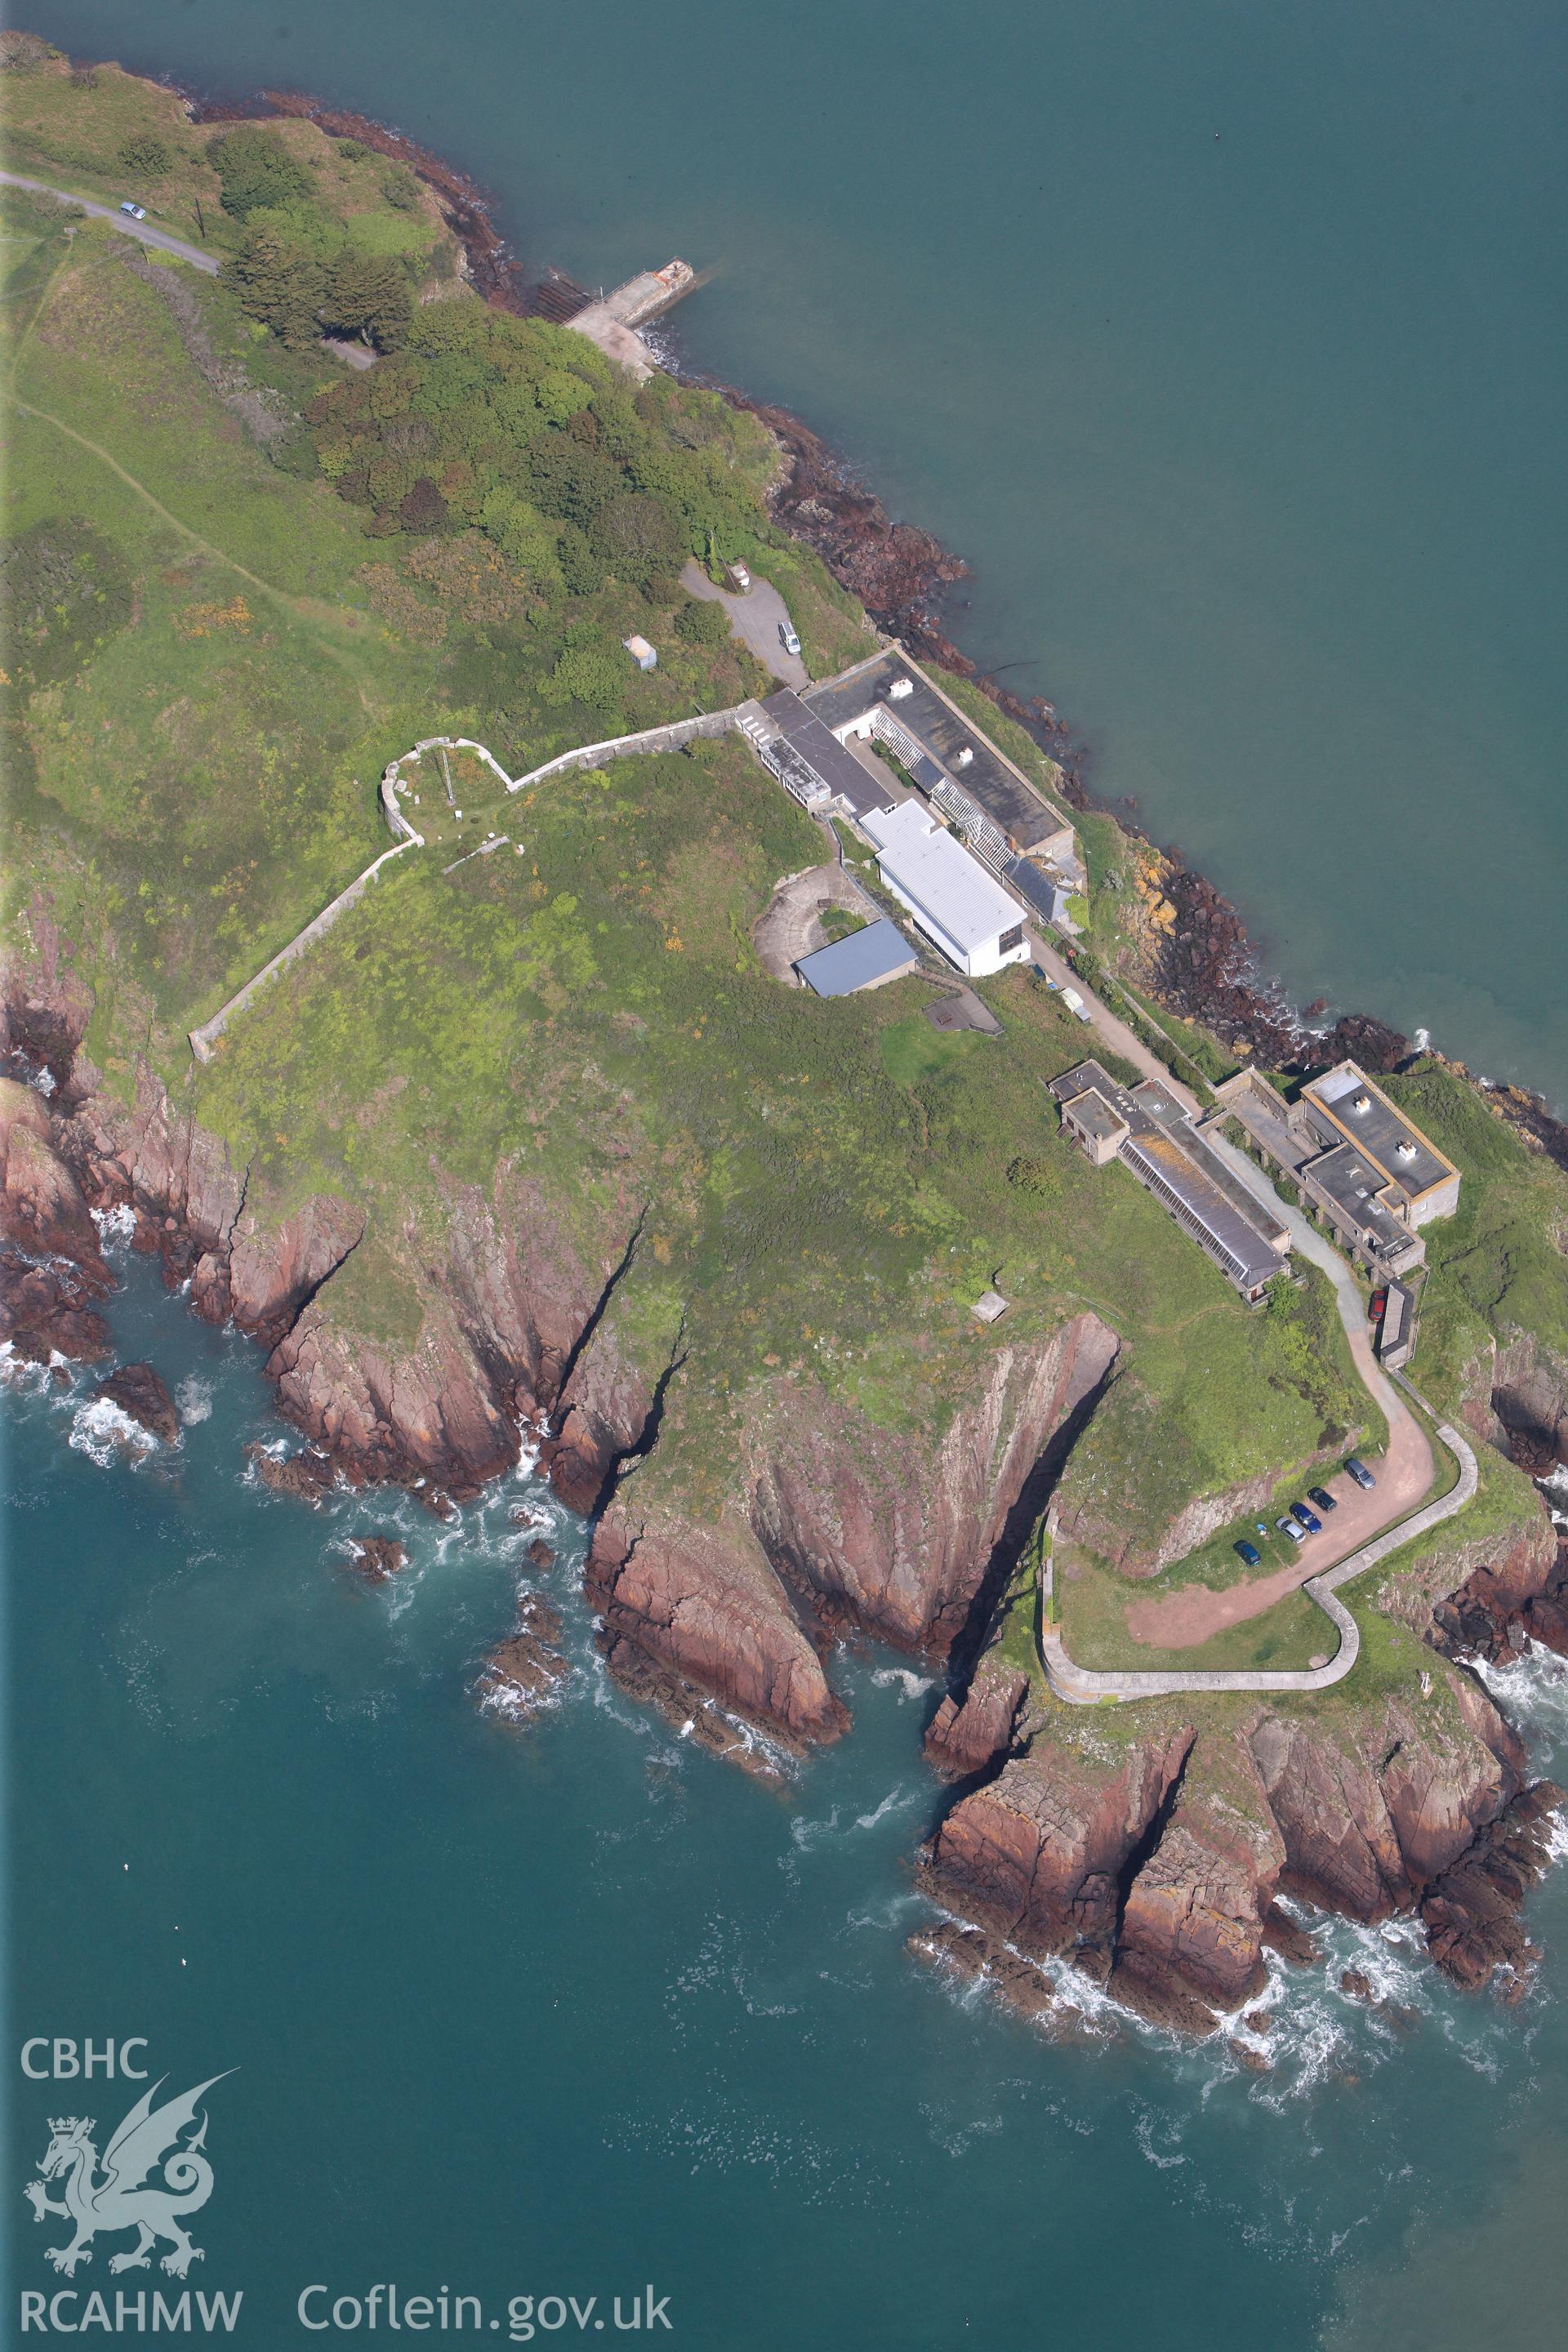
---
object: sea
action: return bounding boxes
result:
[8,4,1568,2345]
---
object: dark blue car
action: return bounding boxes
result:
[1234,1539,1263,1568]
[1290,1501,1323,1535]
[1307,1486,1338,1514]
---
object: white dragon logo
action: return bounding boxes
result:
[24,2074,231,2279]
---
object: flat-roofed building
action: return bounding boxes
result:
[740,688,896,819]
[1292,1064,1459,1227]
[1059,1085,1129,1167]
[804,651,1079,872]
[1378,1277,1417,1370]
[862,801,1030,978]
[1051,1059,1290,1302]
[1211,1060,1456,1283]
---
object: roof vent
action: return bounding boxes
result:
[889,677,914,701]
[954,745,974,768]
[1396,1139,1417,1161]
[1353,1093,1372,1113]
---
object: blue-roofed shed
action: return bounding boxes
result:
[794,918,920,998]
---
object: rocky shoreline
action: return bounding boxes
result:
[5,915,1568,2038]
[9,68,1568,2042]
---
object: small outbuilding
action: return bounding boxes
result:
[793,918,920,998]
[623,634,658,672]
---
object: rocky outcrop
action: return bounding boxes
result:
[91,1362,179,1445]
[924,1660,1031,1780]
[1419,1780,1564,1991]
[586,1503,849,1748]
[1490,1332,1568,1471]
[746,1315,1118,1654]
[0,1248,112,1365]
[575,1316,1116,1750]
[920,1719,1195,1982]
[0,1079,109,1276]
[923,1658,1556,2027]
[246,1441,337,1504]
[266,1291,517,1498]
[0,898,96,1080]
[341,1535,408,1581]
[1250,1712,1414,1919]
[1379,1487,1568,1664]
[1112,1753,1285,2027]
[474,1593,570,1722]
[60,1062,246,1276]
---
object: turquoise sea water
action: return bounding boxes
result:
[18,0,1568,1104]
[7,1249,1568,2346]
[9,7,1568,2344]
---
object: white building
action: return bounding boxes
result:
[862,802,1030,978]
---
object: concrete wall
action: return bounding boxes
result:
[189,716,751,1066]
[1411,1169,1462,1227]
[189,839,418,1064]
[506,708,742,796]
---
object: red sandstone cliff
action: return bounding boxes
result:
[6,942,1566,2031]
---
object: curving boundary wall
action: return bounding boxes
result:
[188,716,756,1063]
[1040,1380,1479,1704]
[504,706,743,795]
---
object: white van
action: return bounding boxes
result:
[1059,986,1091,1023]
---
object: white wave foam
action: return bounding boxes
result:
[1475,1639,1568,1771]
[871,1666,936,1702]
[176,1376,212,1427]
[1134,2109,1187,2169]
[69,1396,156,1468]
[853,1786,912,1832]
[91,1203,135,1245]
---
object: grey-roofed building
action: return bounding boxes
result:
[1002,857,1073,929]
[1213,1059,1454,1285]
[1050,1059,1290,1301]
[794,918,920,998]
[804,651,1078,867]
[1378,1277,1417,1370]
[750,688,894,820]
[1293,1063,1459,1227]
[1294,1141,1427,1279]
[1059,1085,1129,1166]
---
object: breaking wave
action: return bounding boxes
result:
[68,1396,157,1468]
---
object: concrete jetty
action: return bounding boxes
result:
[568,260,697,378]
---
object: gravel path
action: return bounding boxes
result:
[1,171,219,272]
[680,559,809,689]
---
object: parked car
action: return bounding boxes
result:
[1345,1456,1377,1490]
[778,621,801,657]
[1276,1516,1307,1546]
[1307,1486,1338,1514]
[119,201,147,220]
[1234,1539,1263,1569]
[1370,1287,1388,1322]
[724,560,752,593]
[1059,985,1092,1023]
[1290,1501,1323,1535]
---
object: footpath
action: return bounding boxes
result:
[1040,1379,1475,1704]
[1,171,219,271]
